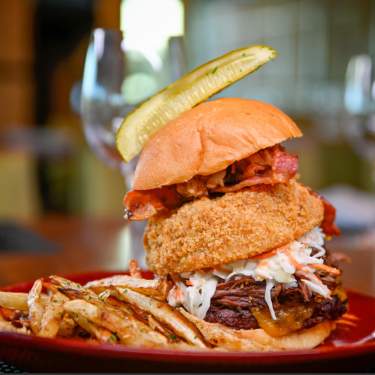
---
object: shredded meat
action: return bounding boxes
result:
[302,296,347,328]
[205,306,259,330]
[297,279,312,301]
[205,253,347,330]
[212,277,282,309]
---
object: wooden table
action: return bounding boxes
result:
[0,216,374,296]
[0,216,145,286]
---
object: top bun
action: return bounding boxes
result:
[133,98,302,190]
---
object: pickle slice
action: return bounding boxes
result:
[116,45,277,162]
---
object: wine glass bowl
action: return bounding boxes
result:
[81,29,130,171]
[80,28,187,266]
[80,28,182,187]
[344,54,375,184]
[80,29,148,263]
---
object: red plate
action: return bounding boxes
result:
[0,271,374,373]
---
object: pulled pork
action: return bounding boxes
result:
[124,145,298,220]
[205,252,347,331]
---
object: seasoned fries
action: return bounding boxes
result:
[0,292,29,311]
[64,299,168,347]
[0,320,29,335]
[0,261,279,351]
[27,279,44,334]
[113,287,207,348]
[129,259,142,278]
[57,314,76,337]
[0,291,48,312]
[85,275,170,301]
[39,292,68,338]
[64,299,116,343]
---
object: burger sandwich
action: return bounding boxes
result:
[123,98,348,351]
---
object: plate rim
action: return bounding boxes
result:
[1,270,374,364]
[0,329,374,365]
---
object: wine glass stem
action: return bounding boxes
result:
[119,159,147,268]
[371,161,375,188]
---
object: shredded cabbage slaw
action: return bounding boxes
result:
[168,227,335,320]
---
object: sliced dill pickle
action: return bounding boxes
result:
[116,45,277,162]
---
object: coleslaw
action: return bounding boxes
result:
[168,227,334,320]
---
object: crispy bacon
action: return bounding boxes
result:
[176,177,207,198]
[124,146,298,220]
[213,146,298,193]
[212,177,271,193]
[308,191,340,237]
[124,187,182,220]
[320,196,341,236]
[206,170,226,189]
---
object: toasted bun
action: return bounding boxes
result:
[133,98,302,190]
[144,180,324,275]
[180,308,334,352]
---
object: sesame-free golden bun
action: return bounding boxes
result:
[133,98,302,190]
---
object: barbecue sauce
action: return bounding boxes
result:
[251,304,314,337]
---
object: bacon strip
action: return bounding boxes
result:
[308,191,340,237]
[212,146,298,193]
[320,196,341,236]
[124,146,299,220]
[124,187,182,220]
[212,176,274,193]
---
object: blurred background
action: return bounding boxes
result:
[0,0,374,290]
[0,0,374,218]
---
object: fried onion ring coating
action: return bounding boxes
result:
[144,181,324,275]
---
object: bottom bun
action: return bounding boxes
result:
[180,309,334,352]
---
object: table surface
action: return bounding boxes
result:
[0,216,374,296]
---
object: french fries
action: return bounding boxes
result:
[39,292,68,338]
[0,292,29,311]
[57,314,76,337]
[64,299,168,347]
[0,291,48,313]
[129,259,142,278]
[51,275,172,347]
[0,264,243,351]
[85,275,170,301]
[63,300,116,343]
[27,279,44,334]
[0,320,29,335]
[113,287,207,348]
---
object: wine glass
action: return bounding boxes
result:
[344,54,375,183]
[80,28,186,266]
[80,29,135,187]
